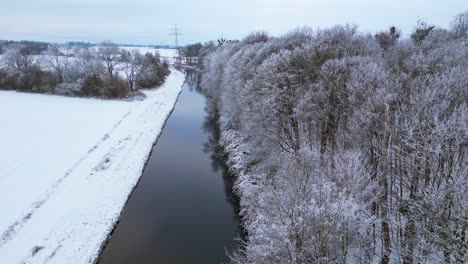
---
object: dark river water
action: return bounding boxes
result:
[98,71,242,264]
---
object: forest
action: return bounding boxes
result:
[201,11,468,264]
[0,41,169,98]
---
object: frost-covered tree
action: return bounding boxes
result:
[136,51,169,88]
[0,40,170,98]
[98,40,120,82]
[0,45,5,67]
[451,10,468,45]
[201,13,468,264]
[375,26,401,50]
[74,46,104,79]
[119,49,142,92]
[179,43,203,65]
[43,43,73,83]
[411,20,435,44]
[4,45,35,72]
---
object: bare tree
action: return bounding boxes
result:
[451,10,468,45]
[74,46,103,78]
[119,49,142,92]
[0,44,5,68]
[4,45,35,72]
[44,44,72,83]
[98,41,120,82]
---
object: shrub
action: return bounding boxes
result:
[16,66,57,93]
[137,67,162,88]
[81,75,104,97]
[3,72,20,90]
[55,82,82,96]
[37,70,58,93]
[136,52,170,89]
[104,76,129,98]
[0,69,10,90]
[157,61,170,81]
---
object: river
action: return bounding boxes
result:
[98,71,242,264]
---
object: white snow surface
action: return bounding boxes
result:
[0,69,184,263]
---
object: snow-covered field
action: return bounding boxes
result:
[0,69,184,263]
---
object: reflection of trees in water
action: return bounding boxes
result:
[182,71,248,246]
[177,68,202,93]
[201,99,248,243]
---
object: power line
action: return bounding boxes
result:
[169,24,183,48]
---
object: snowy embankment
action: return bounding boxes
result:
[0,69,184,263]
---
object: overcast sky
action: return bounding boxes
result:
[1,0,467,45]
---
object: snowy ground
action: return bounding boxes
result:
[0,69,184,263]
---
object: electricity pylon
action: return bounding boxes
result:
[170,24,183,48]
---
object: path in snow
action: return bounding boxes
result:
[0,69,184,263]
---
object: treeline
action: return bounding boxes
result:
[0,41,169,98]
[178,42,216,67]
[0,40,50,55]
[201,11,468,264]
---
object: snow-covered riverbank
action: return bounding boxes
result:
[0,69,184,263]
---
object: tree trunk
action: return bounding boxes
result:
[380,104,392,264]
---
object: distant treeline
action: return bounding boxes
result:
[0,40,50,55]
[0,40,171,54]
[201,11,467,264]
[0,41,169,99]
[177,42,216,67]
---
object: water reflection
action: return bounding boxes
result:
[177,67,202,93]
[202,105,239,213]
[184,67,244,226]
[98,69,242,264]
[194,67,247,256]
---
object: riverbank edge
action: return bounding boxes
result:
[215,123,259,260]
[92,70,184,264]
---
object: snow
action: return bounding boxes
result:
[0,69,184,263]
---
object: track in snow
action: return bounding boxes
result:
[0,69,185,264]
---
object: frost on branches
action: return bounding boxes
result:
[201,12,468,264]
